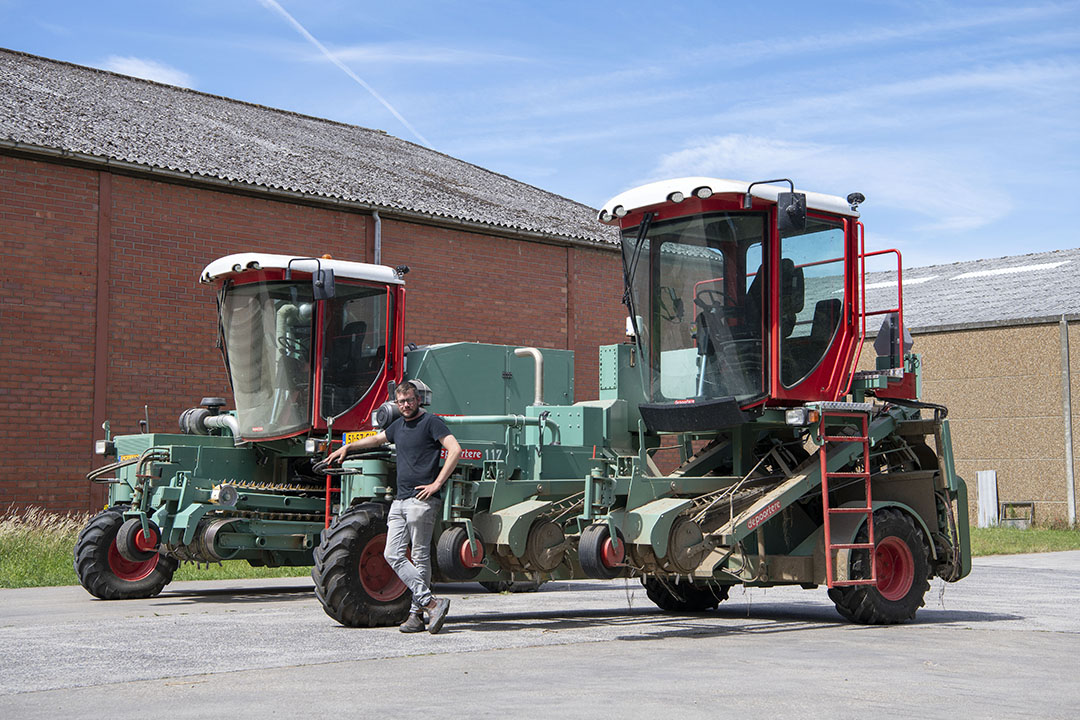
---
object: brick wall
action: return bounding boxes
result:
[0,154,625,512]
[0,156,100,510]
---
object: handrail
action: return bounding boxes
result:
[841,231,905,395]
[860,247,905,340]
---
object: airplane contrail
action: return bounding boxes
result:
[258,0,432,148]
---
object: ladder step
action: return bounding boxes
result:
[829,542,876,550]
[826,471,870,478]
[822,435,868,442]
[828,507,872,515]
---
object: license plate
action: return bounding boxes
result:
[342,431,378,445]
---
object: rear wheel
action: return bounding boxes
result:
[74,506,177,600]
[828,508,930,624]
[312,504,411,627]
[642,576,728,612]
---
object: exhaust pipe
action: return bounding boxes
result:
[514,347,545,405]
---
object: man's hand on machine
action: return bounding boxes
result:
[326,444,350,466]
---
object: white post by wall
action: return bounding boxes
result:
[976,470,999,528]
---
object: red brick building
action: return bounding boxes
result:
[0,49,624,512]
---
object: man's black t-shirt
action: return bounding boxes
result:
[384,411,451,500]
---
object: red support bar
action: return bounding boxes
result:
[325,473,333,528]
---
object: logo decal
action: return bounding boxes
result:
[746,500,782,531]
[442,448,483,461]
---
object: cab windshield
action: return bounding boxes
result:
[220,281,314,439]
[622,212,766,403]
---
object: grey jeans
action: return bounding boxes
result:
[384,496,440,613]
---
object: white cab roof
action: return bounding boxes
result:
[200,253,404,285]
[599,177,859,223]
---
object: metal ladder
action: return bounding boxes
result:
[819,410,876,587]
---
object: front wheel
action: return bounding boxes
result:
[312,505,411,627]
[74,506,178,600]
[577,523,626,579]
[828,508,930,624]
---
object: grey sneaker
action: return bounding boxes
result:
[426,598,451,634]
[399,613,426,633]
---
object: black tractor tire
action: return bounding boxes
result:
[436,525,484,581]
[312,504,411,627]
[74,506,178,600]
[478,580,543,593]
[578,523,626,579]
[828,507,931,625]
[642,576,729,612]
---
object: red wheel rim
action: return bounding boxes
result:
[600,535,624,568]
[107,541,158,581]
[133,527,158,553]
[875,536,915,601]
[358,533,407,601]
[459,538,484,568]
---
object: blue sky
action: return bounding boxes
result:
[2,1,1078,268]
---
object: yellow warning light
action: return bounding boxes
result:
[321,254,333,259]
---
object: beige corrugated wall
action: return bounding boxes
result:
[860,322,1077,525]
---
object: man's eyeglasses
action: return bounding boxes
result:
[395,396,418,406]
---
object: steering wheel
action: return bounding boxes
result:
[278,335,308,354]
[693,289,725,313]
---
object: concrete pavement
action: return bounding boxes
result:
[2,551,1078,718]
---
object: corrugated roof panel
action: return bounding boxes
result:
[0,49,618,247]
[863,248,1080,331]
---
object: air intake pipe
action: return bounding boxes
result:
[514,347,545,406]
[178,397,242,445]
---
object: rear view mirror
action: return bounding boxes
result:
[285,257,336,301]
[744,180,806,235]
[777,192,807,235]
[313,267,335,301]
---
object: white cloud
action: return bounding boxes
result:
[99,56,193,88]
[650,134,1013,235]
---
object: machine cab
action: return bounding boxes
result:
[201,253,406,442]
[600,178,864,432]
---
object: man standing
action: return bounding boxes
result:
[327,381,461,634]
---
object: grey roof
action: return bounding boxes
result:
[0,48,618,247]
[863,247,1080,332]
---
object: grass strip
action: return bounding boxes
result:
[0,506,308,589]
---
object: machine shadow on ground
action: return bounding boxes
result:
[148,583,316,607]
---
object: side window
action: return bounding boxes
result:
[780,217,845,386]
[321,285,389,418]
[745,243,762,293]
